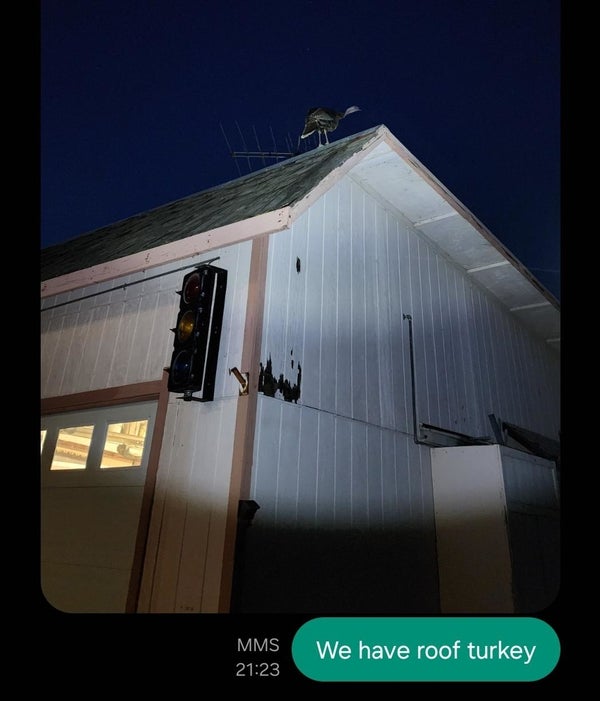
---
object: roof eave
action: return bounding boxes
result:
[41,207,291,299]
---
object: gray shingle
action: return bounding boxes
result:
[41,127,381,281]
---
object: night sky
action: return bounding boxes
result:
[41,0,561,300]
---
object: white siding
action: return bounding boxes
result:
[243,176,559,613]
[41,241,254,614]
[139,395,238,613]
[258,177,559,444]
[251,398,433,531]
[41,242,252,398]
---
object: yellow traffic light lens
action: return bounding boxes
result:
[177,310,195,342]
[183,272,201,304]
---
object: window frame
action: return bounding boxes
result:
[41,403,156,487]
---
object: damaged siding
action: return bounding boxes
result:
[243,175,559,614]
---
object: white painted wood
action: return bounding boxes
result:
[173,398,238,613]
[41,401,157,613]
[252,398,437,531]
[250,175,559,612]
[41,243,253,399]
[41,209,291,297]
[431,445,515,613]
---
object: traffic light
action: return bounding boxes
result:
[167,263,228,401]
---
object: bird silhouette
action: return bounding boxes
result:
[300,105,360,146]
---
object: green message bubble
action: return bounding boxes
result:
[291,617,560,682]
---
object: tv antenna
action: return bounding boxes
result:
[220,123,306,175]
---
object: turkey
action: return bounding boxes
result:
[300,105,360,146]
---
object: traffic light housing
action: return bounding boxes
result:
[167,264,228,401]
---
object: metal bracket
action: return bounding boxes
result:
[229,367,249,396]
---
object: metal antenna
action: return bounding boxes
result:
[252,125,266,168]
[220,123,242,177]
[235,121,252,172]
[221,125,297,173]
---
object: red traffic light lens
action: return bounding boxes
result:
[177,310,195,343]
[183,272,201,304]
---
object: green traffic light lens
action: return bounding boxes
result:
[177,310,195,343]
[171,350,192,384]
[183,272,202,304]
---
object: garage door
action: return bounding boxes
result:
[41,401,157,613]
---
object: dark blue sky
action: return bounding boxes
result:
[41,0,560,300]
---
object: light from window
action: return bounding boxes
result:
[41,430,47,454]
[100,420,148,469]
[50,426,94,470]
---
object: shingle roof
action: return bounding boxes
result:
[40,126,382,282]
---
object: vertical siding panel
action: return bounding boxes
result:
[320,189,339,413]
[250,396,263,499]
[468,287,491,434]
[42,307,64,396]
[425,248,442,425]
[483,295,501,419]
[199,400,238,612]
[315,410,335,526]
[514,318,530,429]
[275,402,301,526]
[456,276,480,433]
[422,243,439,424]
[494,309,513,423]
[510,318,527,426]
[394,433,412,529]
[534,337,552,435]
[40,303,54,373]
[505,311,521,427]
[350,182,367,422]
[409,442,431,532]
[364,195,381,426]
[280,223,298,390]
[413,237,431,424]
[138,394,178,612]
[351,421,368,526]
[174,403,207,612]
[150,400,196,611]
[434,257,452,428]
[153,289,180,382]
[104,282,131,387]
[395,221,411,435]
[380,428,397,526]
[478,293,494,419]
[297,406,319,525]
[302,199,325,408]
[91,288,123,390]
[529,336,543,430]
[366,424,383,526]
[175,400,236,613]
[271,227,289,369]
[287,222,307,400]
[334,415,352,527]
[56,307,83,396]
[122,294,144,386]
[335,180,353,415]
[65,297,94,393]
[443,265,461,430]
[251,396,279,515]
[80,303,110,393]
[382,213,398,430]
[213,243,251,398]
[530,337,546,434]
[131,288,163,383]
